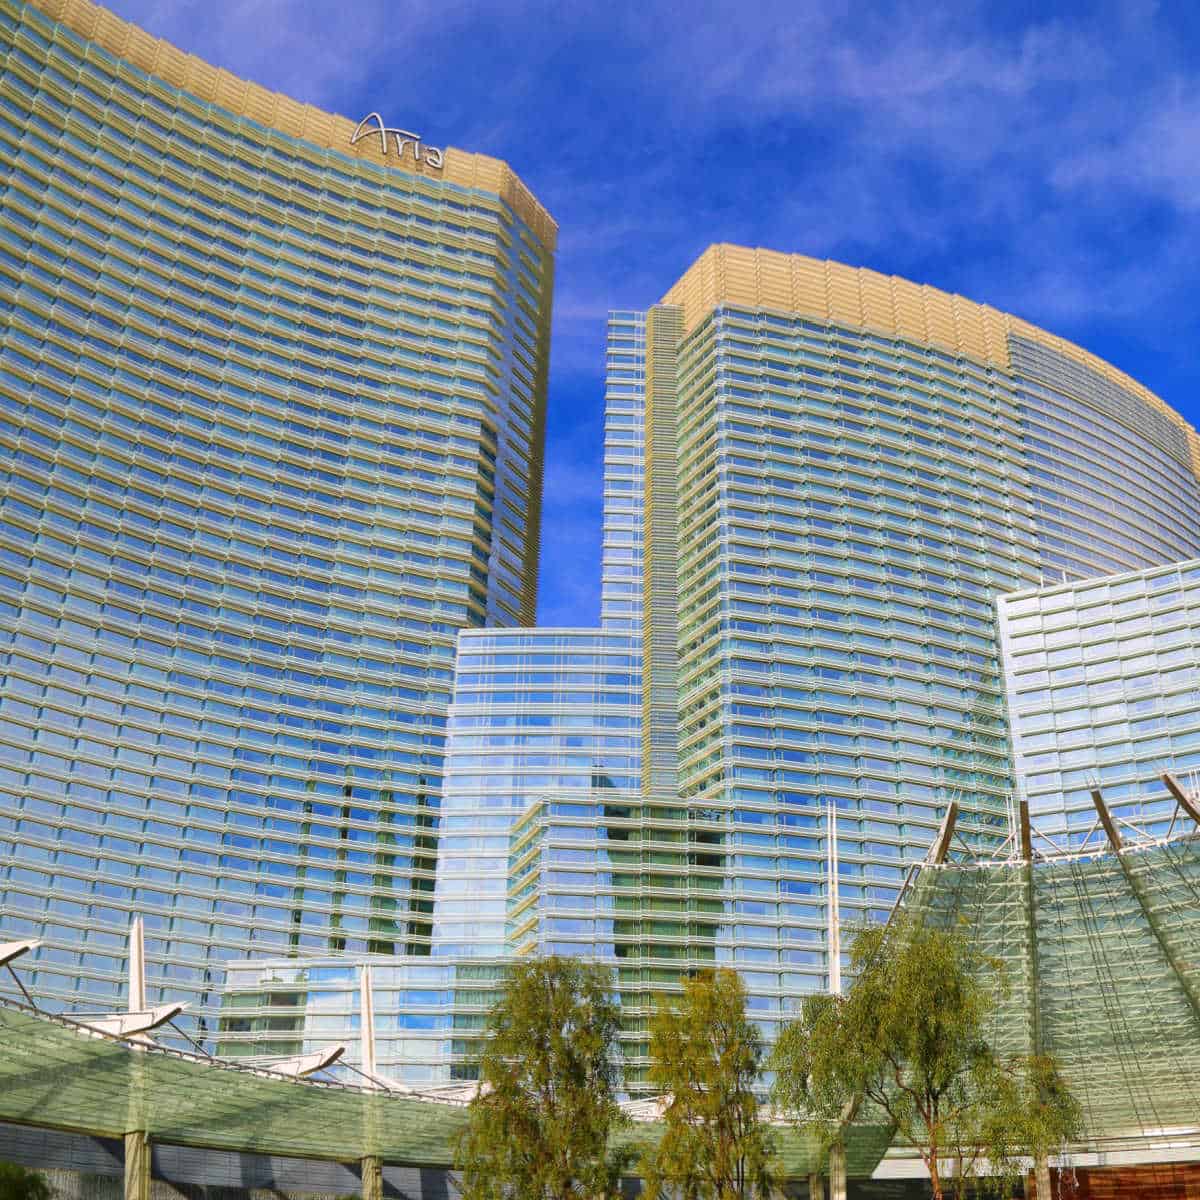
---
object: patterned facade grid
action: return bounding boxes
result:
[660,244,1200,488]
[213,320,649,1077]
[222,319,661,1082]
[476,298,1200,1085]
[0,0,553,1042]
[216,955,506,1084]
[216,630,641,1077]
[33,0,557,252]
[641,306,684,799]
[999,558,1200,850]
[1011,338,1200,586]
[432,628,641,961]
[671,305,1040,992]
[600,312,645,630]
[906,839,1200,1146]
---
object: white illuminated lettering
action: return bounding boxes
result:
[350,113,444,169]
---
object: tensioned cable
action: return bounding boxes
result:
[1067,852,1193,1135]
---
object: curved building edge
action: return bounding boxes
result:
[664,243,1200,479]
[24,0,557,252]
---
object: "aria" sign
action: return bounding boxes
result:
[350,113,445,170]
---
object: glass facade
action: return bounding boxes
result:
[0,0,554,1043]
[434,628,641,961]
[904,834,1200,1155]
[483,277,1200,1089]
[216,955,506,1084]
[600,312,646,632]
[4,1,1200,1102]
[215,317,645,1082]
[1012,338,1200,584]
[628,282,1198,1007]
[999,557,1200,850]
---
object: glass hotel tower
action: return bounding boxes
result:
[0,0,555,1041]
[493,249,1200,1087]
[4,4,1200,1088]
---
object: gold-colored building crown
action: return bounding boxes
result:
[664,244,1200,479]
[31,0,557,251]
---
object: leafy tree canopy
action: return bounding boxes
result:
[0,1163,52,1200]
[642,968,777,1200]
[457,956,628,1200]
[771,920,1081,1200]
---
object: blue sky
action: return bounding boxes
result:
[108,0,1200,625]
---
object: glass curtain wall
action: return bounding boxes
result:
[0,0,554,1044]
[999,557,1200,849]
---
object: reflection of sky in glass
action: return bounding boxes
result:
[0,1,551,1044]
[432,627,642,959]
[1001,558,1200,851]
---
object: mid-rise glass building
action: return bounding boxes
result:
[0,0,555,1041]
[999,557,1200,850]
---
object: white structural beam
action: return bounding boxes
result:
[69,918,188,1040]
[0,939,40,968]
[827,802,842,996]
[263,1045,347,1078]
[356,963,412,1093]
[360,963,377,1081]
[77,1002,187,1038]
[128,915,146,1012]
[417,1080,490,1106]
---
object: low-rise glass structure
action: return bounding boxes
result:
[903,826,1200,1163]
[9,823,1200,1188]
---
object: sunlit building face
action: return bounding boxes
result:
[0,0,554,1035]
[1000,557,1200,852]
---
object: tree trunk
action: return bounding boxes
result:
[928,1158,943,1200]
[828,1141,847,1200]
[1035,1154,1051,1199]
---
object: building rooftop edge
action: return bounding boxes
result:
[997,554,1200,606]
[659,244,1200,480]
[23,0,558,251]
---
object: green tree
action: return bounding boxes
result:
[771,921,1081,1200]
[642,968,777,1200]
[457,956,628,1200]
[969,1054,1082,1198]
[0,1163,52,1200]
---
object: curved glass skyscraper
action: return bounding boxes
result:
[0,0,554,1039]
[638,246,1200,1001]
